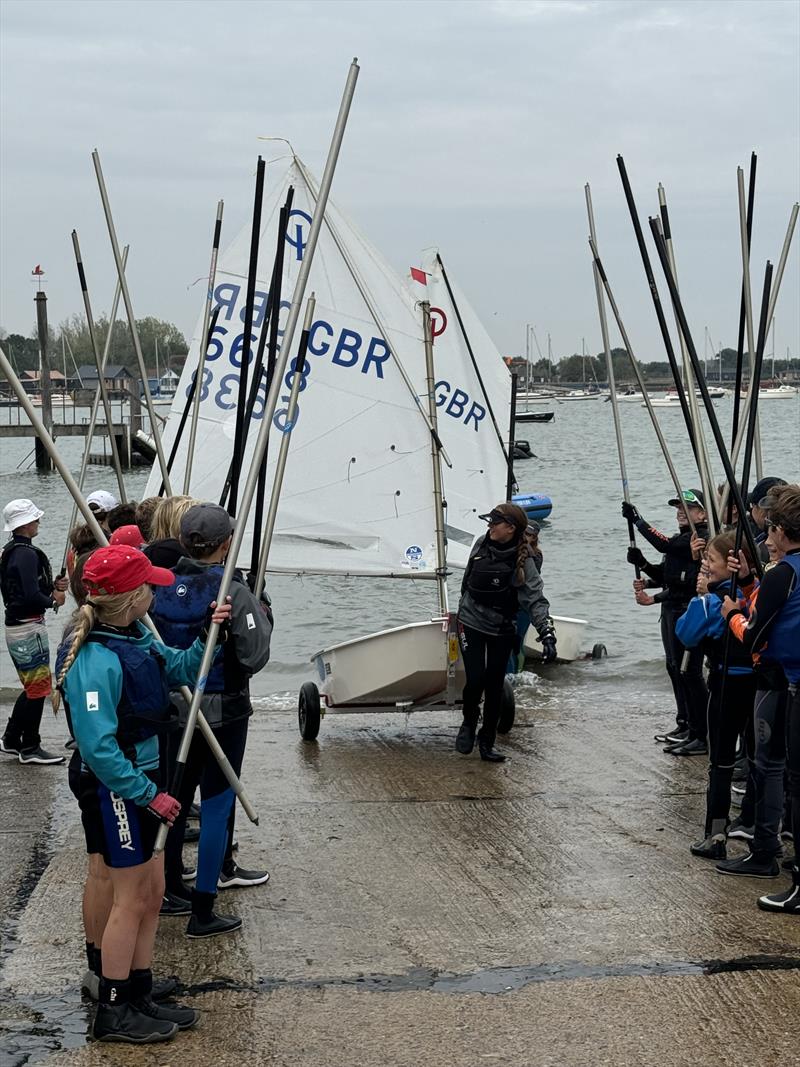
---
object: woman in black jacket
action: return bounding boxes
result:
[456,503,556,763]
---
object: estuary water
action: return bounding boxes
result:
[1,396,798,720]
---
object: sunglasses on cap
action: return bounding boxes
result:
[479,509,514,527]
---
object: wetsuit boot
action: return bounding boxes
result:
[129,968,199,1030]
[186,889,242,938]
[455,716,477,755]
[690,819,727,860]
[757,865,800,913]
[93,977,177,1044]
[477,729,506,763]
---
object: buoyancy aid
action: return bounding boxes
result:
[765,554,800,683]
[62,628,175,751]
[702,582,754,673]
[463,538,520,619]
[0,538,53,610]
[151,565,226,692]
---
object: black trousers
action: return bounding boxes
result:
[164,717,249,897]
[660,603,707,740]
[3,693,45,750]
[753,687,790,855]
[787,685,800,865]
[705,670,756,834]
[458,623,515,747]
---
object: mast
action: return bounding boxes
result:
[421,300,449,616]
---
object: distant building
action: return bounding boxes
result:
[76,364,135,395]
[20,368,69,393]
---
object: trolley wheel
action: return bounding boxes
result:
[298,682,321,741]
[592,643,608,660]
[497,678,516,735]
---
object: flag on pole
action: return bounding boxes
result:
[409,267,427,285]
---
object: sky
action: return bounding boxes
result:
[1,0,798,365]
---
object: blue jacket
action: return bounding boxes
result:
[62,622,206,806]
[676,580,753,674]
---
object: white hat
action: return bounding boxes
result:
[3,498,44,533]
[86,490,118,513]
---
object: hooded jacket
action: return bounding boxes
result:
[457,534,550,637]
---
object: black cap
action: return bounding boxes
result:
[748,477,787,510]
[479,508,511,525]
[667,489,705,509]
[180,503,234,546]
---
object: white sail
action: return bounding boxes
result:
[147,158,440,579]
[408,255,512,567]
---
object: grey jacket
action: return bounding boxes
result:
[457,537,551,637]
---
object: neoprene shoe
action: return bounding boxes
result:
[690,834,726,860]
[131,996,199,1031]
[160,891,192,916]
[670,739,708,757]
[455,721,476,755]
[218,861,269,889]
[82,973,177,1003]
[478,740,506,763]
[93,1002,177,1044]
[727,819,754,841]
[186,910,243,938]
[757,867,800,913]
[716,851,780,878]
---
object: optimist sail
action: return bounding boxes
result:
[147,158,440,579]
[408,255,512,568]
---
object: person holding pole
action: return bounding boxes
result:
[150,503,272,937]
[456,503,556,762]
[0,499,68,764]
[54,544,231,1043]
[721,484,800,913]
[623,490,709,753]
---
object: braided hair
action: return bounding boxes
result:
[52,587,150,713]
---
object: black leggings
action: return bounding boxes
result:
[660,603,707,739]
[3,692,45,750]
[458,623,515,747]
[704,670,756,834]
[787,685,800,866]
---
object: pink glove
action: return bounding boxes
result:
[147,792,181,825]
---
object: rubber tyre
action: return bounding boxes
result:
[592,643,608,660]
[497,678,516,735]
[298,682,321,741]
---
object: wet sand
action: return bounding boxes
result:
[1,686,798,1066]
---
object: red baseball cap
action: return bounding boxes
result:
[82,544,175,595]
[109,524,145,549]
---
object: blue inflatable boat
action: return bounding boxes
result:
[513,492,552,523]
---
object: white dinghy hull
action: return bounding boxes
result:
[312,617,465,710]
[523,614,588,663]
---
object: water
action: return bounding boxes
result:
[1,397,798,712]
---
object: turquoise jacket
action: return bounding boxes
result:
[63,621,206,806]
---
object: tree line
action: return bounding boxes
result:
[0,316,189,376]
[522,348,796,384]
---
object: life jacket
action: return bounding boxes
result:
[663,527,705,604]
[702,582,754,673]
[0,538,53,611]
[463,538,520,618]
[150,565,230,693]
[62,628,175,753]
[764,554,800,684]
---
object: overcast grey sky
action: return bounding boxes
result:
[1,0,798,363]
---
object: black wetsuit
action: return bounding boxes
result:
[635,519,708,740]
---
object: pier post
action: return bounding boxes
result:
[34,291,53,470]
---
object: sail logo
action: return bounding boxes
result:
[403,545,427,570]
[431,307,447,339]
[285,209,312,261]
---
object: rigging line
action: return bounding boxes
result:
[434,253,511,471]
[295,156,453,469]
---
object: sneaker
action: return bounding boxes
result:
[18,746,65,765]
[160,891,192,916]
[731,783,746,796]
[727,819,755,841]
[218,861,270,890]
[183,825,200,844]
[186,910,243,938]
[690,834,726,860]
[669,739,708,757]
[716,852,780,878]
[93,1002,177,1044]
[183,864,197,881]
[664,728,689,744]
[757,869,800,913]
[0,738,21,756]
[131,996,199,1031]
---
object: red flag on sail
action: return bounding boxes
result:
[409,267,427,285]
[31,264,44,275]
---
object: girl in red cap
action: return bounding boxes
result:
[54,544,231,1044]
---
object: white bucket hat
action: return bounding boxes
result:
[3,498,45,533]
[86,490,118,513]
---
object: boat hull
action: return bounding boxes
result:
[312,618,465,710]
[523,615,587,663]
[513,493,553,522]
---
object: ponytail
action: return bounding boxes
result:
[515,538,531,585]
